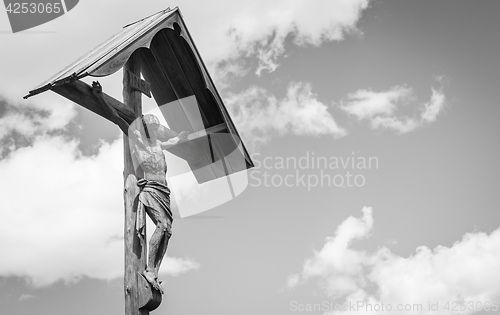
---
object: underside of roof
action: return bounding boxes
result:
[25,7,253,184]
[27,7,180,96]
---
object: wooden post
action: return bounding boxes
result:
[123,52,161,315]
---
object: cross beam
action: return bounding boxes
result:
[51,78,207,165]
[52,79,135,124]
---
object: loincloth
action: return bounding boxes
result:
[136,178,172,236]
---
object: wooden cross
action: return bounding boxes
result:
[54,53,172,314]
[48,50,221,314]
[122,53,161,314]
[24,8,254,314]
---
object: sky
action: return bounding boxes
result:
[1,1,500,315]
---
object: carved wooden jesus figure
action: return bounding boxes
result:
[133,114,188,294]
[92,81,188,294]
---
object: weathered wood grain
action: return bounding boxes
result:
[123,52,159,315]
[123,174,142,314]
[52,79,136,124]
[51,76,204,165]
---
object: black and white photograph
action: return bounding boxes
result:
[1,1,499,315]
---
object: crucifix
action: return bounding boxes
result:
[24,7,254,315]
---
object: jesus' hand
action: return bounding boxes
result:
[177,131,189,143]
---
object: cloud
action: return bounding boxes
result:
[162,256,200,277]
[0,0,371,156]
[0,96,77,148]
[0,0,371,102]
[421,87,446,123]
[339,86,413,120]
[339,81,447,134]
[18,294,37,302]
[202,0,371,76]
[0,98,199,287]
[0,0,371,152]
[0,135,199,287]
[0,93,200,287]
[224,82,346,148]
[371,115,420,134]
[0,135,122,286]
[288,208,500,314]
[289,207,373,298]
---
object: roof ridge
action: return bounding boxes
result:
[123,7,171,28]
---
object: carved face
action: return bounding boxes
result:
[143,114,160,135]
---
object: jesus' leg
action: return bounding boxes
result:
[143,207,171,294]
[143,223,165,293]
[154,218,172,276]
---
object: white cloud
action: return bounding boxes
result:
[0,0,371,102]
[0,0,371,154]
[224,82,346,148]
[290,207,373,298]
[339,86,413,120]
[162,256,200,277]
[371,115,420,134]
[211,59,251,90]
[0,134,199,287]
[196,0,370,76]
[0,0,371,159]
[287,273,300,288]
[18,294,37,301]
[421,87,446,123]
[289,208,500,315]
[0,96,78,143]
[339,81,447,134]
[0,93,199,287]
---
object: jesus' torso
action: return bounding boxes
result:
[135,141,167,184]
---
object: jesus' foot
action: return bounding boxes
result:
[142,270,163,293]
[156,279,164,295]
